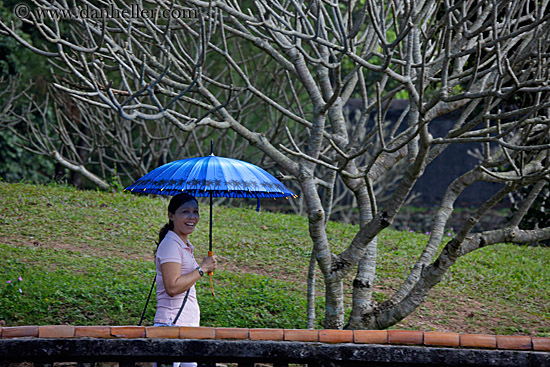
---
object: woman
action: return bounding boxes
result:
[154,193,217,328]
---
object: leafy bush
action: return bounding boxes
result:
[0,129,55,183]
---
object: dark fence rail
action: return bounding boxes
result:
[2,338,550,367]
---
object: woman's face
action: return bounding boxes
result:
[169,200,200,240]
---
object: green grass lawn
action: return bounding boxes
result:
[0,182,548,336]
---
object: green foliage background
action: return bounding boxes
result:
[0,1,58,183]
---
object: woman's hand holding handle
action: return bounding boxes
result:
[201,254,217,274]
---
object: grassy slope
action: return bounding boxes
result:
[0,182,548,336]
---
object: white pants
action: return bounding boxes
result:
[153,323,197,367]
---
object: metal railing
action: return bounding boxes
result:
[1,338,549,367]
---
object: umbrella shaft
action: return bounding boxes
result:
[209,192,213,252]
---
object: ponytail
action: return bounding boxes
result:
[158,220,174,244]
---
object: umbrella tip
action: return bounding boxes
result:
[211,139,214,155]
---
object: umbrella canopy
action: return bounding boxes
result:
[124,155,296,199]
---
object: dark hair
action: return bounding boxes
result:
[158,193,198,244]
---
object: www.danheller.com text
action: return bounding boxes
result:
[24,4,199,20]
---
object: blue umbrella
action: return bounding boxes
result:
[124,152,297,251]
[124,155,295,199]
[124,143,296,300]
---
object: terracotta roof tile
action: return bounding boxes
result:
[111,326,146,338]
[354,330,388,344]
[424,332,459,347]
[75,326,112,338]
[250,328,284,341]
[180,327,215,339]
[319,329,353,343]
[39,325,75,338]
[2,326,39,338]
[146,326,179,339]
[215,328,249,340]
[460,334,497,349]
[388,330,423,345]
[496,335,532,350]
[284,329,319,342]
[533,337,550,351]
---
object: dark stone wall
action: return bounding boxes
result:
[345,99,504,208]
[390,206,509,233]
[1,338,549,366]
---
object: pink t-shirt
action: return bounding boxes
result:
[154,230,200,326]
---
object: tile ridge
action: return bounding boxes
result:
[0,325,548,351]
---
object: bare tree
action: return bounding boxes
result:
[3,77,196,189]
[2,0,549,329]
[1,71,288,190]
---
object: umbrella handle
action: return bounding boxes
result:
[208,250,215,296]
[208,251,214,275]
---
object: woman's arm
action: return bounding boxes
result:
[161,262,201,297]
[161,256,217,297]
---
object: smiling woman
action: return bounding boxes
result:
[154,193,217,330]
